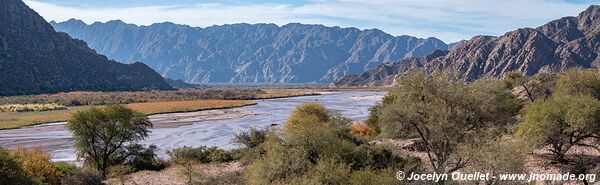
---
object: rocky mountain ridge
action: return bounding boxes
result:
[0,0,171,96]
[51,20,448,83]
[334,5,600,86]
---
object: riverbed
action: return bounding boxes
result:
[0,92,384,161]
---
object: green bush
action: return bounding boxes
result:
[122,144,166,171]
[54,162,78,177]
[167,146,233,164]
[233,128,268,148]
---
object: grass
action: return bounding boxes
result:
[0,100,256,129]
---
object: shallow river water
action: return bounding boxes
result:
[0,92,384,161]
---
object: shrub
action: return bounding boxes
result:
[233,128,268,148]
[297,158,351,185]
[122,144,166,171]
[349,122,374,138]
[0,103,66,112]
[0,147,33,184]
[54,162,78,177]
[516,94,600,163]
[244,137,312,185]
[167,146,233,164]
[60,169,103,185]
[11,146,62,185]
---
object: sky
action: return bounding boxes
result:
[23,0,599,43]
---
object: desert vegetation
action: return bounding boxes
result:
[0,103,66,112]
[0,89,317,107]
[2,69,600,185]
[0,88,316,129]
[0,100,255,129]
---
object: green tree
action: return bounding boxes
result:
[378,72,519,174]
[68,104,152,177]
[516,95,600,163]
[504,72,556,102]
[555,69,600,99]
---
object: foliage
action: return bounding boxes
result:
[167,146,233,164]
[68,104,152,177]
[10,146,62,185]
[53,162,78,177]
[555,69,600,99]
[0,147,33,184]
[459,137,527,185]
[378,72,519,174]
[244,103,421,185]
[349,122,375,138]
[60,169,103,185]
[120,144,166,171]
[516,94,600,163]
[0,103,66,112]
[233,128,268,148]
[0,88,315,107]
[504,72,557,102]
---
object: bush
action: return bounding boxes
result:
[60,169,103,185]
[296,158,351,185]
[54,162,78,177]
[349,122,374,138]
[233,128,268,148]
[167,146,233,164]
[0,147,33,184]
[0,103,66,112]
[11,146,62,185]
[121,144,166,171]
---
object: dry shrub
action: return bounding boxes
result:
[350,122,374,137]
[10,146,62,185]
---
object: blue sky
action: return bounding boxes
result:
[24,0,598,43]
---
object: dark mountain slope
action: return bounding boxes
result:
[0,0,171,96]
[334,5,600,86]
[51,20,448,83]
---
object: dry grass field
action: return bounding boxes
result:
[0,100,255,129]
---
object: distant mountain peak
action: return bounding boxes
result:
[52,20,449,83]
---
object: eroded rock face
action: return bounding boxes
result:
[0,0,171,96]
[51,20,448,83]
[334,5,600,86]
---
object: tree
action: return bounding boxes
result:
[504,72,556,102]
[378,72,519,174]
[555,69,600,99]
[68,104,152,177]
[459,137,527,185]
[516,94,600,163]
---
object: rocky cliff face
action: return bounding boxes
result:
[0,0,171,96]
[334,5,600,86]
[51,20,448,83]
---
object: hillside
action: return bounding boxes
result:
[50,20,448,83]
[334,5,600,86]
[0,0,171,96]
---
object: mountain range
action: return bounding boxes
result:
[0,0,171,96]
[334,5,600,86]
[50,20,448,83]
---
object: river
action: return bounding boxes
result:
[0,92,384,161]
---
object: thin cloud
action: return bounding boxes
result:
[23,0,595,42]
